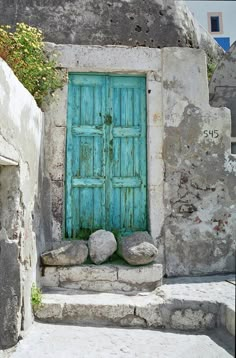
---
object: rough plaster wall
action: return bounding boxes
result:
[0,228,21,350]
[162,48,236,276]
[0,59,43,349]
[0,0,223,59]
[42,86,67,246]
[209,42,236,138]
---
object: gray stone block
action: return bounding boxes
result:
[41,241,88,266]
[88,230,117,265]
[118,232,158,266]
[41,263,163,293]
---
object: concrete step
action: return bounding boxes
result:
[41,263,163,293]
[36,275,235,335]
[35,287,220,331]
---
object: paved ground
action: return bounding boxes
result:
[1,275,235,358]
[160,274,235,310]
[7,322,235,358]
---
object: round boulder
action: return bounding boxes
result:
[88,230,117,264]
[118,232,158,266]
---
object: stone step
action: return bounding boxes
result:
[35,287,220,331]
[36,275,236,334]
[41,263,163,294]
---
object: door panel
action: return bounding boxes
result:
[66,74,147,239]
[110,76,147,233]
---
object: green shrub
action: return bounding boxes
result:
[0,23,65,106]
[31,283,43,311]
[207,58,217,82]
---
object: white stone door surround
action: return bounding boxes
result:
[48,44,164,241]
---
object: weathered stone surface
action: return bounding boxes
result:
[41,264,163,293]
[88,230,117,264]
[220,304,235,337]
[117,264,162,286]
[41,267,59,288]
[225,306,235,337]
[0,0,222,60]
[41,241,88,266]
[170,309,215,331]
[0,229,21,349]
[162,47,236,276]
[9,322,235,358]
[35,288,162,327]
[42,44,235,276]
[118,232,158,266]
[36,275,235,332]
[210,42,236,154]
[59,265,117,285]
[0,58,43,345]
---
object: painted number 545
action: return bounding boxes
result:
[203,130,219,139]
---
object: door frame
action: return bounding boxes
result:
[49,45,164,244]
[65,73,148,237]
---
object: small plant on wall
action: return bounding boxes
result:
[0,23,65,106]
[31,283,43,312]
[207,55,217,82]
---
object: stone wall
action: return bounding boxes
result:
[209,42,236,154]
[43,44,235,277]
[0,59,44,349]
[162,48,236,276]
[0,0,223,59]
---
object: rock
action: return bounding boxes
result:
[3,1,224,61]
[118,232,158,266]
[88,230,117,264]
[41,241,88,266]
[0,229,21,349]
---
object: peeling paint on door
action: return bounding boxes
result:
[65,74,147,239]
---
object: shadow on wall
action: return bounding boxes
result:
[209,41,236,155]
[0,165,21,349]
[0,151,46,350]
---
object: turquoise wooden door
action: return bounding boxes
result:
[66,74,147,239]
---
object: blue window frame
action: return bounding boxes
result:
[211,16,220,32]
[214,37,230,51]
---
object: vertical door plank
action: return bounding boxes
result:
[139,82,147,229]
[105,76,113,230]
[133,87,141,229]
[94,82,106,228]
[65,81,74,238]
[112,87,121,229]
[79,85,94,230]
[120,87,128,230]
[125,88,134,229]
[111,76,147,233]
[71,86,81,237]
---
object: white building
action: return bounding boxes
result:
[186,0,236,51]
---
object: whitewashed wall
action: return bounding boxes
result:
[187,0,236,45]
[0,59,44,349]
